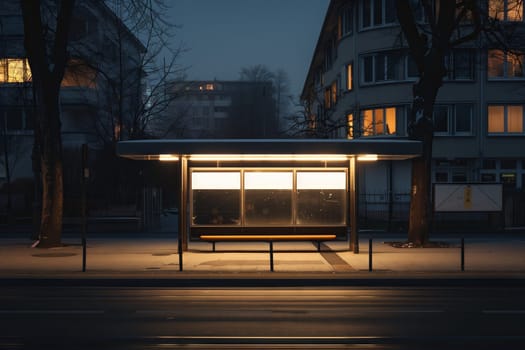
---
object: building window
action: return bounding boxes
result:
[345,63,353,91]
[0,58,31,83]
[360,0,396,29]
[338,5,353,39]
[61,59,97,88]
[488,105,524,134]
[489,0,523,21]
[488,50,524,79]
[1,108,34,131]
[433,104,473,135]
[447,49,475,80]
[406,55,419,79]
[361,51,403,84]
[347,113,355,139]
[330,81,338,106]
[360,107,397,136]
[324,88,332,110]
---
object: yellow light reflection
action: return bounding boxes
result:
[357,154,378,161]
[189,154,348,162]
[159,154,179,161]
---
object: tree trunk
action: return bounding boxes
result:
[406,50,442,245]
[36,86,64,248]
[20,0,75,247]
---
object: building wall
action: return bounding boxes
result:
[158,81,279,139]
[0,0,145,183]
[302,0,525,193]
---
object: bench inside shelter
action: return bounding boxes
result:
[199,233,337,271]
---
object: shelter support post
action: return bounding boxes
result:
[349,156,359,253]
[180,155,188,251]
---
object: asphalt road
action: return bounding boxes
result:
[0,285,524,349]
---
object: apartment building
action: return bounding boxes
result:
[0,0,145,180]
[302,0,525,228]
[157,80,278,139]
[0,0,145,218]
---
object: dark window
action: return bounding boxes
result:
[435,172,448,182]
[433,106,449,133]
[483,159,497,169]
[481,173,496,182]
[455,104,472,133]
[501,159,517,169]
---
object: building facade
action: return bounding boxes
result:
[0,0,145,217]
[156,80,278,139]
[0,0,145,178]
[302,0,525,228]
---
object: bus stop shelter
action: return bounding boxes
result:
[117,139,422,255]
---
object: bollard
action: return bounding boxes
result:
[270,241,274,272]
[82,237,86,272]
[369,238,373,272]
[461,238,465,272]
[178,237,183,271]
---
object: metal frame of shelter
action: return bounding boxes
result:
[117,139,422,254]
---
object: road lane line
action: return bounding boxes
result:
[0,310,104,314]
[483,310,525,314]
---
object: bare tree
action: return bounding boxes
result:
[20,0,75,247]
[239,64,275,82]
[78,0,188,143]
[396,0,521,245]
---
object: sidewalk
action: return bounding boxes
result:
[1,232,524,283]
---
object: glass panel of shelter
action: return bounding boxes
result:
[190,169,348,227]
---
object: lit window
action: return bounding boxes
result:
[488,49,524,78]
[488,105,524,134]
[361,107,397,136]
[61,59,97,88]
[324,88,331,110]
[489,0,523,21]
[330,81,337,106]
[0,58,32,83]
[346,63,353,90]
[347,113,354,139]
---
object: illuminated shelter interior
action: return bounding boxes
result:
[117,139,422,251]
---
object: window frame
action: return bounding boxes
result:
[489,0,524,22]
[360,0,397,30]
[488,49,525,80]
[487,104,525,135]
[432,103,473,136]
[359,106,398,137]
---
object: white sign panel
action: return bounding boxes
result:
[434,184,502,212]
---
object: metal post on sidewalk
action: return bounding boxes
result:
[178,235,183,271]
[369,238,373,272]
[82,237,86,272]
[270,241,274,272]
[461,238,465,272]
[81,144,88,272]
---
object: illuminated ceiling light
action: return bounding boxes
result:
[158,154,179,161]
[189,154,348,162]
[357,154,378,161]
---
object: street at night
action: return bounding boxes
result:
[1,284,524,349]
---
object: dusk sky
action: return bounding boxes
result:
[168,0,330,99]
